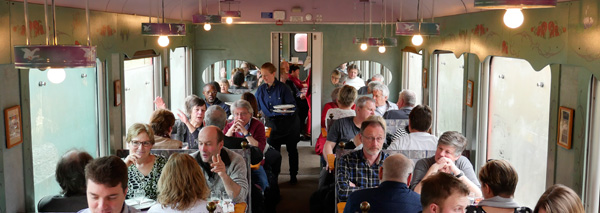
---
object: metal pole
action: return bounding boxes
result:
[86,0,91,46]
[52,0,58,45]
[24,0,30,45]
[44,0,49,45]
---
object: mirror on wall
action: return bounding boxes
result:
[201,60,259,94]
[331,60,393,94]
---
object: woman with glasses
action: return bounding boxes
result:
[123,123,167,200]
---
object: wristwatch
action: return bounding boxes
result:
[244,132,252,137]
[455,171,464,179]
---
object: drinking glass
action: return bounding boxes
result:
[133,188,145,206]
[182,142,189,149]
[210,191,221,204]
[221,191,234,213]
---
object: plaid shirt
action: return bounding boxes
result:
[336,150,389,202]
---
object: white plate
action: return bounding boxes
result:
[273,109,295,113]
[125,198,156,210]
[273,104,295,109]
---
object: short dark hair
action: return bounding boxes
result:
[149,109,176,136]
[360,116,387,134]
[409,105,432,132]
[233,71,245,86]
[420,172,470,208]
[479,159,518,197]
[289,65,300,72]
[241,92,259,117]
[56,150,93,196]
[347,64,359,72]
[85,156,128,191]
[261,62,276,74]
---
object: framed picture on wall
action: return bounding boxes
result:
[466,80,474,107]
[4,105,23,149]
[114,80,122,106]
[557,106,574,149]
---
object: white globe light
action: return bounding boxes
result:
[47,68,66,84]
[360,43,368,51]
[504,9,524,29]
[203,23,212,31]
[412,34,424,46]
[226,17,233,24]
[158,36,170,47]
[378,46,386,53]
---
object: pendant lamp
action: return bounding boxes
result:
[14,0,96,71]
[395,0,440,46]
[193,0,222,31]
[141,0,186,47]
[474,0,556,29]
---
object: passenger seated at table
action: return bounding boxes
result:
[38,150,93,212]
[344,153,421,213]
[123,123,167,200]
[191,126,249,203]
[203,84,231,117]
[343,64,365,90]
[372,83,398,116]
[148,153,223,213]
[358,74,383,95]
[420,172,470,213]
[388,105,437,151]
[336,116,389,202]
[534,184,584,213]
[466,159,532,213]
[325,85,357,124]
[171,95,206,149]
[384,89,417,140]
[323,96,375,166]
[149,109,183,149]
[241,92,260,118]
[229,71,251,94]
[411,131,482,197]
[219,78,231,94]
[79,156,138,213]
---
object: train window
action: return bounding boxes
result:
[169,47,190,111]
[486,56,551,208]
[29,67,100,207]
[124,57,159,134]
[434,53,465,136]
[294,33,308,52]
[404,51,423,105]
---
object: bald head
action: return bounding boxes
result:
[381,153,413,183]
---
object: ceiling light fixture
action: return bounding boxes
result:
[396,0,440,46]
[220,0,241,24]
[352,0,370,51]
[193,0,222,31]
[474,0,556,29]
[142,0,186,47]
[14,0,96,76]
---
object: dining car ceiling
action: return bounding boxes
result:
[7,0,574,24]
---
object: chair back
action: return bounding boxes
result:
[229,148,252,213]
[217,93,242,103]
[384,119,408,135]
[115,149,197,158]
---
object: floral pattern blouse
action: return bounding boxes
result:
[125,155,167,200]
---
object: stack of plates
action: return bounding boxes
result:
[273,104,294,113]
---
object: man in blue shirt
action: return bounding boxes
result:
[203,83,231,117]
[344,153,422,213]
[256,62,300,184]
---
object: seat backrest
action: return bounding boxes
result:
[217,93,243,103]
[116,149,197,159]
[384,119,409,135]
[384,149,436,164]
[229,148,252,213]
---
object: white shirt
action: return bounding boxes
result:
[148,200,223,213]
[388,132,438,151]
[344,77,365,90]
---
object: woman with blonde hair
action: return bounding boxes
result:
[148,153,222,212]
[534,184,584,213]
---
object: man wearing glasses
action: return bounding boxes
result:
[336,116,389,202]
[203,84,231,117]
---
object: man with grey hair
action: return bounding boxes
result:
[383,89,417,119]
[358,74,384,95]
[323,96,376,166]
[344,153,421,213]
[204,105,228,129]
[411,131,482,197]
[372,83,398,116]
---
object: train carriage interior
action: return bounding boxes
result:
[1,0,600,212]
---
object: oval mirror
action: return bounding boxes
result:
[331,61,392,94]
[202,60,260,94]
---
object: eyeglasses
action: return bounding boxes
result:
[361,135,385,142]
[234,112,250,117]
[130,141,152,147]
